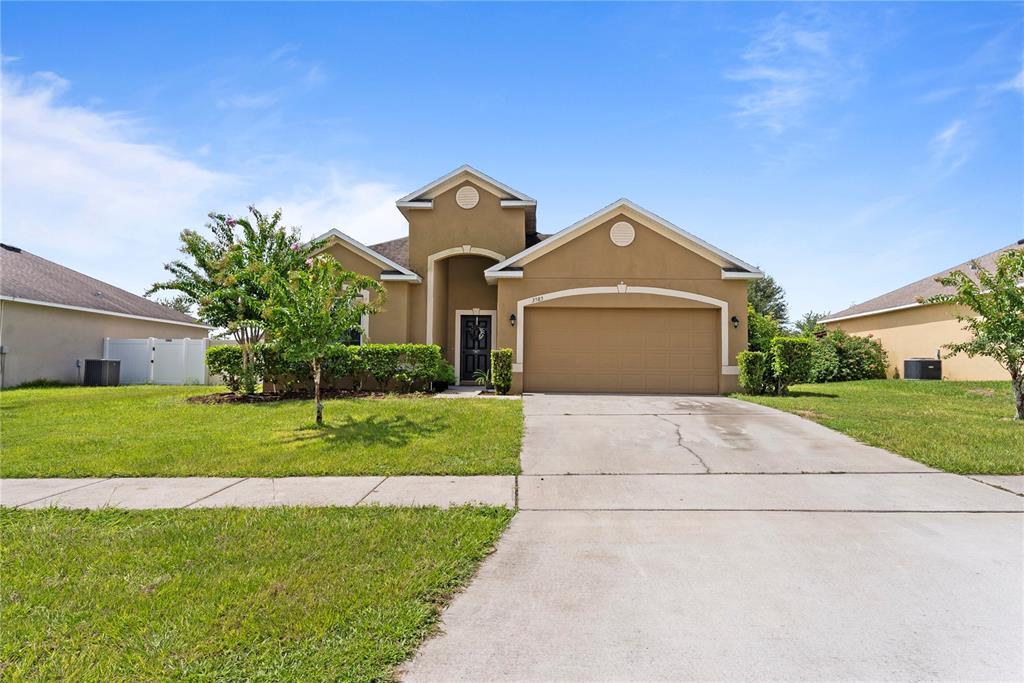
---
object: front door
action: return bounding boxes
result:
[460,315,492,382]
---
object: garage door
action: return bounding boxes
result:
[523,307,720,394]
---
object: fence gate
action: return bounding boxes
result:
[103,337,211,385]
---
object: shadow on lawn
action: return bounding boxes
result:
[283,414,447,449]
[779,391,840,399]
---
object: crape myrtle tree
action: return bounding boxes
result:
[148,207,316,394]
[748,274,789,323]
[926,248,1024,420]
[267,257,384,425]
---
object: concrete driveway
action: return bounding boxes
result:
[402,394,1024,682]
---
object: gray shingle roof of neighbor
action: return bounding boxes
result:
[821,240,1024,322]
[0,243,206,326]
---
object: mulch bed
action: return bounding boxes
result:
[187,389,435,404]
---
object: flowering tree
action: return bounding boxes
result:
[926,248,1024,420]
[267,257,384,425]
[148,207,316,393]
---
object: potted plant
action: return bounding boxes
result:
[432,361,456,393]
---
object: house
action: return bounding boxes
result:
[314,165,762,394]
[0,244,212,388]
[820,241,1023,381]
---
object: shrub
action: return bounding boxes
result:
[809,329,888,382]
[747,304,782,353]
[737,351,770,395]
[206,345,247,392]
[491,348,513,395]
[770,336,814,395]
[359,344,402,390]
[395,344,444,392]
[434,361,456,387]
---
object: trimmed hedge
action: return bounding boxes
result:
[737,351,770,395]
[206,343,446,394]
[491,348,513,395]
[770,337,814,395]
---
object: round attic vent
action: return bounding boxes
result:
[456,185,479,209]
[609,221,635,247]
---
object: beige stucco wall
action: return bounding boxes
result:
[825,302,1008,381]
[0,300,209,388]
[322,242,410,344]
[402,182,527,343]
[495,212,749,394]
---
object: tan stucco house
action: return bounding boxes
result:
[314,165,763,394]
[821,242,1022,381]
[0,244,211,388]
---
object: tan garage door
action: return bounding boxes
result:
[524,307,720,394]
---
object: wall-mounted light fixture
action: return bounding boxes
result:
[509,313,517,327]
[731,315,740,329]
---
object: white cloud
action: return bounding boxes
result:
[216,93,277,109]
[1,69,235,295]
[995,66,1024,93]
[929,119,971,176]
[255,169,405,247]
[726,11,863,134]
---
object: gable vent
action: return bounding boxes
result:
[456,185,480,209]
[609,221,635,247]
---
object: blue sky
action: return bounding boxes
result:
[2,2,1021,320]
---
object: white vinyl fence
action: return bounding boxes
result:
[102,337,215,385]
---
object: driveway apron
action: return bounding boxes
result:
[402,393,1024,682]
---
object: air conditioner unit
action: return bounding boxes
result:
[903,358,941,381]
[84,359,120,386]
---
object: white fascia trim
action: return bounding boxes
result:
[309,228,421,280]
[722,269,763,280]
[0,296,214,329]
[396,200,433,210]
[820,301,925,324]
[380,273,422,283]
[513,284,732,376]
[397,164,536,203]
[484,270,524,283]
[500,199,537,208]
[484,198,763,277]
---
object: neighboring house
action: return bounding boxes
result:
[820,241,1023,381]
[0,244,211,388]
[314,165,762,394]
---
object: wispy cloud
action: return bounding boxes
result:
[256,169,405,246]
[995,66,1024,93]
[929,119,971,176]
[216,93,277,109]
[726,11,864,134]
[1,68,235,294]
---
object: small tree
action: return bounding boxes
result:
[148,207,316,394]
[795,310,830,336]
[748,274,789,322]
[926,248,1024,420]
[267,258,384,425]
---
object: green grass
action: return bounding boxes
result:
[0,386,522,477]
[735,380,1023,474]
[0,506,512,682]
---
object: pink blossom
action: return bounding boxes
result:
[290,242,301,251]
[305,257,314,267]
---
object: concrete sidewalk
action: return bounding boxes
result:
[0,475,515,509]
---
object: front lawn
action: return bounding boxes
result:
[0,506,512,682]
[0,386,522,477]
[736,380,1023,474]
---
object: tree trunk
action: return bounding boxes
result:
[1011,368,1024,421]
[313,360,323,426]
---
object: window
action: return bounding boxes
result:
[343,327,363,346]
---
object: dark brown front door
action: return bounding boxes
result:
[460,315,492,381]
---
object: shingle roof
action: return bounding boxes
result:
[0,244,206,326]
[368,236,410,269]
[822,241,1024,322]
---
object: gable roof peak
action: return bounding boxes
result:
[397,164,536,204]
